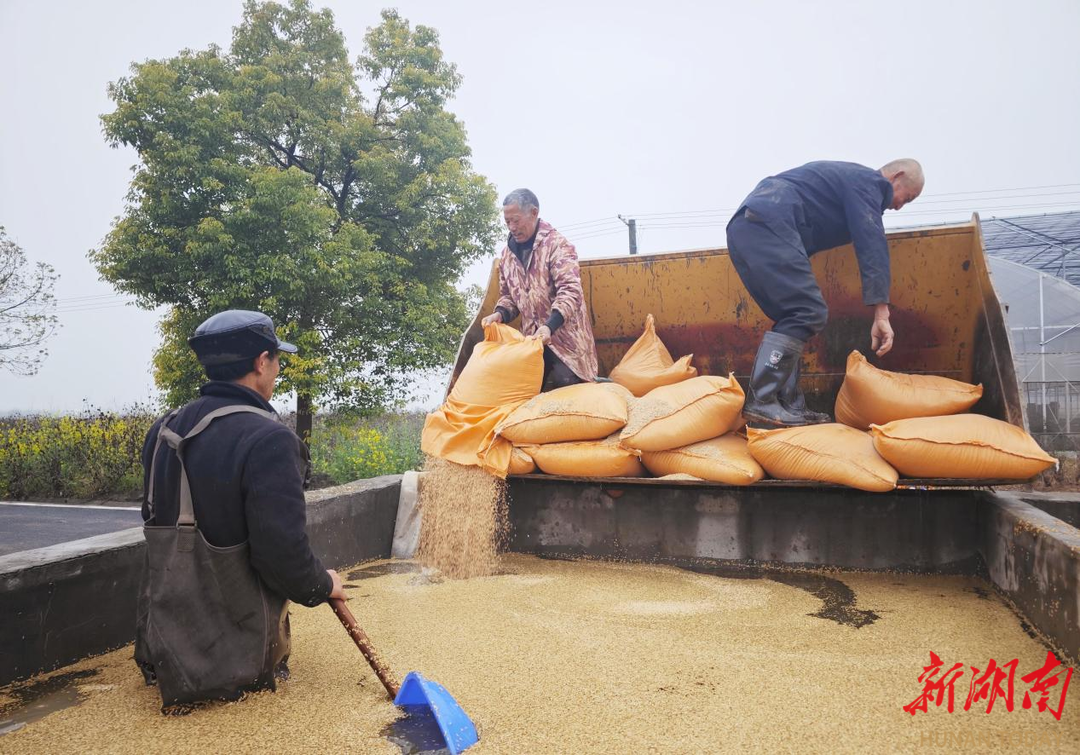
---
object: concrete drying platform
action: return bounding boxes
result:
[0,503,142,557]
[2,472,1078,697]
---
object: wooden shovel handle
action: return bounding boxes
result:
[330,598,401,699]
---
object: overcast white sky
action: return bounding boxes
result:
[1,0,1079,414]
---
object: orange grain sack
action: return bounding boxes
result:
[421,323,544,477]
[522,435,644,478]
[835,351,983,430]
[496,383,631,444]
[747,424,898,492]
[620,375,745,452]
[508,446,536,475]
[641,434,764,485]
[608,314,697,397]
[870,414,1056,480]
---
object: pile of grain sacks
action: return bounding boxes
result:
[493,316,1056,491]
[424,316,1056,490]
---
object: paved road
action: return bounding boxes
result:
[0,503,143,557]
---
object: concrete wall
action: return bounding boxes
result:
[509,479,981,572]
[305,475,401,570]
[0,475,401,687]
[0,529,145,689]
[980,492,1080,663]
[1016,492,1080,529]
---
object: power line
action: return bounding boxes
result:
[638,221,729,229]
[51,294,134,306]
[557,217,623,231]
[54,293,126,303]
[556,185,1080,234]
[627,202,1080,231]
[897,201,1080,218]
[921,182,1080,198]
[569,228,626,242]
[52,301,139,314]
[53,302,136,312]
[895,191,1080,209]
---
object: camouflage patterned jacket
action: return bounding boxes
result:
[495,220,598,382]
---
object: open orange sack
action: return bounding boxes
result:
[641,433,764,485]
[620,375,745,452]
[496,383,631,444]
[421,323,544,477]
[870,414,1056,480]
[521,434,644,478]
[608,314,697,397]
[747,424,898,492]
[835,351,984,430]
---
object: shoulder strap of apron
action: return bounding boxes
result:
[146,408,180,519]
[153,405,279,548]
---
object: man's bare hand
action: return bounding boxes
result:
[327,569,347,601]
[530,325,552,345]
[481,312,503,327]
[871,306,894,357]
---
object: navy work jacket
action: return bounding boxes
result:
[736,161,895,305]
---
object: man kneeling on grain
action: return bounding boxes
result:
[134,310,347,709]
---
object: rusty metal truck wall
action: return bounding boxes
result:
[453,216,1022,425]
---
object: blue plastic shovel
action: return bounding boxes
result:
[330,598,479,754]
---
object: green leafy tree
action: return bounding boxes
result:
[93,1,498,438]
[0,227,59,375]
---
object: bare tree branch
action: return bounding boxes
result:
[0,228,60,375]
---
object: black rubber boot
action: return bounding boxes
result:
[744,331,821,427]
[779,360,831,424]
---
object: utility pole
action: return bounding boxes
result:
[618,214,638,255]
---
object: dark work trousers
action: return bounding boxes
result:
[726,210,828,342]
[542,346,584,392]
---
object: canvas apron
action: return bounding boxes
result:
[134,405,291,708]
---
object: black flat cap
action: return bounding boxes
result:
[188,310,298,367]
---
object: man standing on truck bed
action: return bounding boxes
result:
[726,159,924,427]
[481,188,599,390]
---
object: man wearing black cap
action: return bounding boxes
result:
[135,310,346,708]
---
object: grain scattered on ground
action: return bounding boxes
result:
[3,556,1078,754]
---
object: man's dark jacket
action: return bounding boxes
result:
[735,160,895,305]
[141,381,331,606]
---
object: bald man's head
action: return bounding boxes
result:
[880,158,924,210]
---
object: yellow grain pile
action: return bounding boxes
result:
[415,457,508,579]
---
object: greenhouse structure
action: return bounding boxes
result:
[983,211,1080,452]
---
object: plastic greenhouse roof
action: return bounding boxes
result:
[982,211,1080,286]
[990,258,1080,329]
